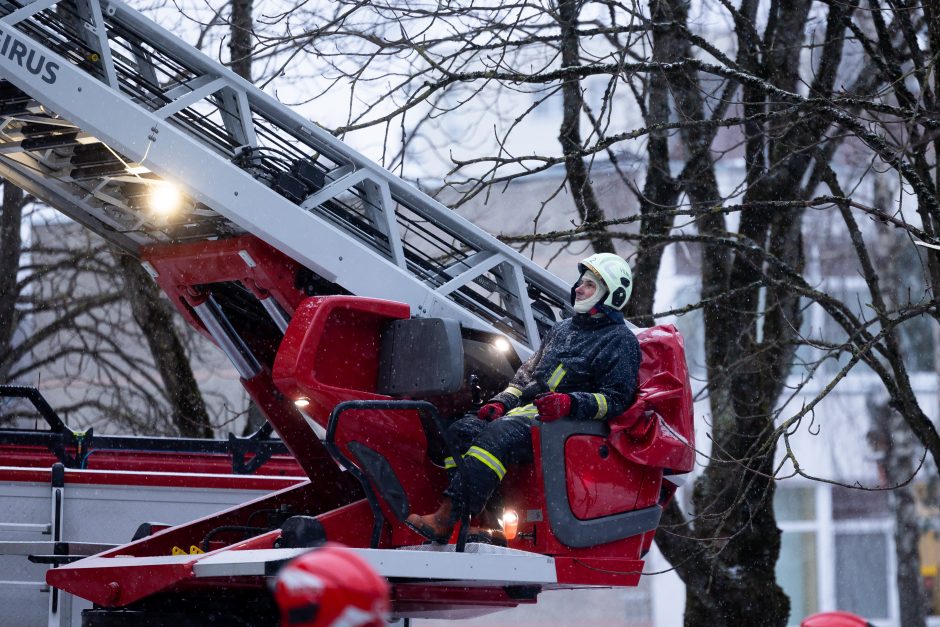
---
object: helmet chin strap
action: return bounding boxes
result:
[573,271,607,313]
[573,294,605,313]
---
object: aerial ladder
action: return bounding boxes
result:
[0,0,696,624]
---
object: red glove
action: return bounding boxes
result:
[534,393,572,422]
[477,402,506,421]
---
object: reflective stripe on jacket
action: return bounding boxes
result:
[491,313,640,421]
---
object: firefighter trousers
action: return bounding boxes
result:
[442,414,534,517]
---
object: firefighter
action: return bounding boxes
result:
[273,544,390,627]
[405,252,641,543]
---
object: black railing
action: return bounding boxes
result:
[0,385,290,474]
[326,399,472,552]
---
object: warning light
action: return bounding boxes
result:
[148,181,184,216]
[498,509,519,541]
[493,337,511,353]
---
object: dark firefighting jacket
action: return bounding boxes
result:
[442,311,641,514]
[490,311,641,421]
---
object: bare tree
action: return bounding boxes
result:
[2,208,161,431]
[0,199,221,437]
[231,1,940,624]
[0,183,28,383]
[117,253,213,438]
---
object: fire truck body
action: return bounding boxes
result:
[1,460,303,626]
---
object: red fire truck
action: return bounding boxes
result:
[0,1,695,624]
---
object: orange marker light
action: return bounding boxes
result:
[499,509,519,541]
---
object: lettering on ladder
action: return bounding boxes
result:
[0,32,59,84]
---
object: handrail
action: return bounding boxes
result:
[326,399,472,551]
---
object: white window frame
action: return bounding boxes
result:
[778,483,900,626]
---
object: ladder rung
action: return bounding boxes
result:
[0,580,48,590]
[0,522,51,533]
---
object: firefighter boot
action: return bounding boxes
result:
[466,527,507,547]
[405,498,455,544]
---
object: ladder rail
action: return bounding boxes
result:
[0,0,574,353]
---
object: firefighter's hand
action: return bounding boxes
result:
[477,402,506,421]
[534,393,572,422]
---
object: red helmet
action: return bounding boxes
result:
[274,544,390,627]
[801,611,872,627]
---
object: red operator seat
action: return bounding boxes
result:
[273,296,695,568]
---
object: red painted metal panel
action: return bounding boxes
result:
[45,480,375,606]
[273,295,410,412]
[0,445,304,477]
[563,434,662,520]
[499,427,649,561]
[553,556,643,586]
[0,465,302,490]
[314,499,379,547]
[141,235,306,329]
[47,556,197,606]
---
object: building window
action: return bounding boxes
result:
[777,486,816,522]
[831,487,889,520]
[834,532,890,620]
[777,531,818,622]
[776,484,899,625]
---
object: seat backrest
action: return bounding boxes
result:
[376,318,464,396]
[608,324,695,473]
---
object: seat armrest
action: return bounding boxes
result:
[540,418,662,548]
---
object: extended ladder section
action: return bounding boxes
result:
[0,0,571,355]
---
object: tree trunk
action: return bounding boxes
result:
[117,254,213,438]
[627,1,681,326]
[556,0,614,254]
[649,2,798,625]
[889,423,928,627]
[229,0,253,82]
[869,396,928,627]
[0,183,26,383]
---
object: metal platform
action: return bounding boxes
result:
[193,544,559,586]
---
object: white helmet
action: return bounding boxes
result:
[576,253,633,310]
